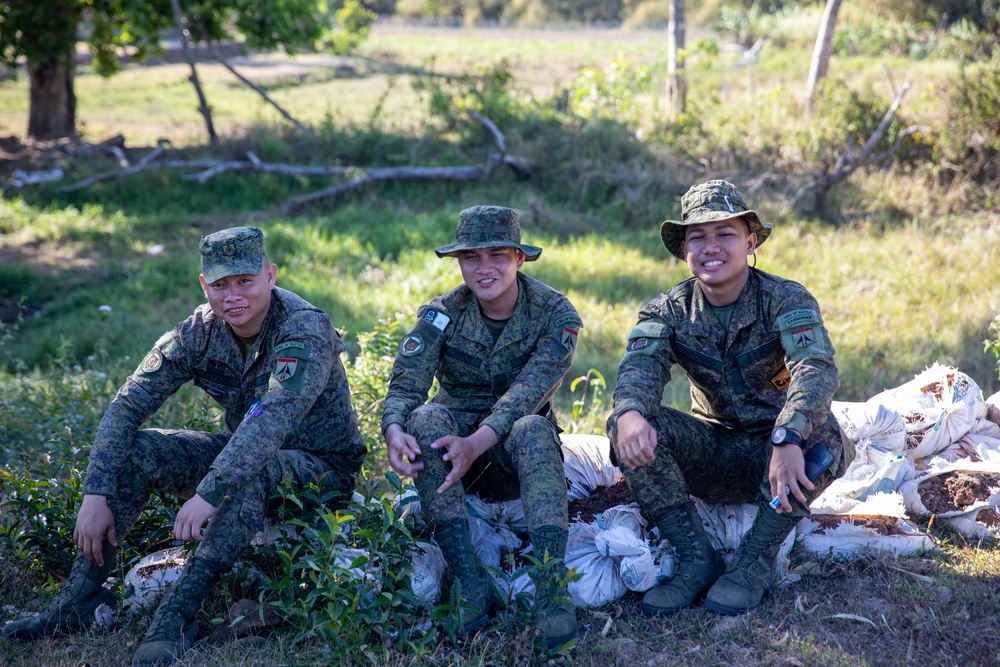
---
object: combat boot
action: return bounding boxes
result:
[704,502,799,616]
[641,502,725,615]
[529,525,578,649]
[2,541,117,641]
[434,518,498,636]
[131,556,222,667]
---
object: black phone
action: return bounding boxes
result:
[803,442,836,482]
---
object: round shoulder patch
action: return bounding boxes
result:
[399,333,425,357]
[627,337,649,351]
[140,349,163,373]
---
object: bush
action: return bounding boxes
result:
[942,56,1000,184]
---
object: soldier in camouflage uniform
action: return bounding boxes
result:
[382,206,582,648]
[3,227,366,666]
[608,181,855,617]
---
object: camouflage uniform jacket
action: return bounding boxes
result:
[382,273,582,441]
[613,268,838,444]
[83,287,366,506]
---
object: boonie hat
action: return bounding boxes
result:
[434,206,542,261]
[659,180,772,259]
[200,226,267,283]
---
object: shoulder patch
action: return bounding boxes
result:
[552,310,583,329]
[140,349,163,373]
[422,309,451,331]
[776,309,820,331]
[399,333,425,357]
[275,341,306,353]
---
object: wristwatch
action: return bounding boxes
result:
[770,426,803,448]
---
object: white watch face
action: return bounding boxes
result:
[771,427,786,444]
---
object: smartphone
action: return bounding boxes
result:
[769,442,835,509]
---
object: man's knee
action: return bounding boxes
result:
[506,415,561,461]
[406,404,456,440]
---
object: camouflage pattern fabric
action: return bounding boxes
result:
[84,287,366,549]
[434,205,543,260]
[609,268,855,521]
[382,272,581,529]
[199,226,267,284]
[407,405,568,530]
[382,272,582,442]
[106,429,355,569]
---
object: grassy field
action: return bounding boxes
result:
[3,11,1000,667]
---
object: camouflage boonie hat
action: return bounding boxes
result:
[200,226,267,283]
[434,205,542,261]
[659,180,772,260]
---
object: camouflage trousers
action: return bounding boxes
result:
[607,408,854,523]
[406,404,568,532]
[105,428,357,570]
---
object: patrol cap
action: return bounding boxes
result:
[659,180,772,260]
[200,226,267,283]
[434,205,542,261]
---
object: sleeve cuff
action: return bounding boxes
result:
[381,413,407,435]
[613,399,646,421]
[196,473,224,507]
[481,415,511,443]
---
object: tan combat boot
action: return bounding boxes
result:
[2,541,117,641]
[704,501,798,615]
[641,502,725,615]
[131,556,222,666]
[434,518,499,636]
[529,525,578,649]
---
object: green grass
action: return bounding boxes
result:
[2,16,1000,667]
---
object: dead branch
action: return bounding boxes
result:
[795,81,912,216]
[207,41,316,138]
[55,113,531,213]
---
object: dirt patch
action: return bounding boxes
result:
[918,471,1000,513]
[812,514,912,536]
[568,480,634,524]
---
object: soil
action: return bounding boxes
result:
[567,480,634,524]
[811,514,911,536]
[918,471,1000,513]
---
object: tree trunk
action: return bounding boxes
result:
[27,51,76,140]
[666,0,687,117]
[806,0,843,108]
[170,0,218,145]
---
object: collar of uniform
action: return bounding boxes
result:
[456,272,530,350]
[492,273,533,350]
[688,270,759,338]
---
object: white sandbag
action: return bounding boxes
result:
[899,462,1000,538]
[948,418,1000,463]
[832,401,907,455]
[565,522,627,607]
[868,364,986,460]
[123,547,188,611]
[408,540,446,605]
[560,434,622,501]
[592,503,646,534]
[466,496,525,569]
[798,515,936,559]
[986,391,1000,426]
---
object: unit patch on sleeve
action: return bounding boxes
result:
[560,326,579,352]
[274,357,299,382]
[422,309,451,331]
[400,333,425,357]
[140,349,163,374]
[770,367,791,390]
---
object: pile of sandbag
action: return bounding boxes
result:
[804,363,1000,555]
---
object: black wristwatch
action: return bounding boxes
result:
[770,426,803,448]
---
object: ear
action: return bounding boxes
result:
[265,263,278,288]
[199,274,209,298]
[745,232,758,255]
[515,249,526,269]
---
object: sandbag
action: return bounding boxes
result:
[560,434,622,501]
[123,547,188,611]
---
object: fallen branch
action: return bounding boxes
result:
[56,114,532,213]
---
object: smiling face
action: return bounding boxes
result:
[681,217,757,306]
[457,247,525,319]
[199,263,277,337]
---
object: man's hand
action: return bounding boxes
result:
[385,423,424,478]
[615,410,658,470]
[174,494,217,542]
[431,426,497,495]
[768,445,812,514]
[75,494,118,564]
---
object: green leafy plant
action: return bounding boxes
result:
[985,313,1000,381]
[568,368,607,435]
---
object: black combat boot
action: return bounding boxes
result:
[529,525,578,649]
[641,502,725,615]
[704,501,799,616]
[131,556,222,666]
[434,518,498,635]
[2,541,117,641]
